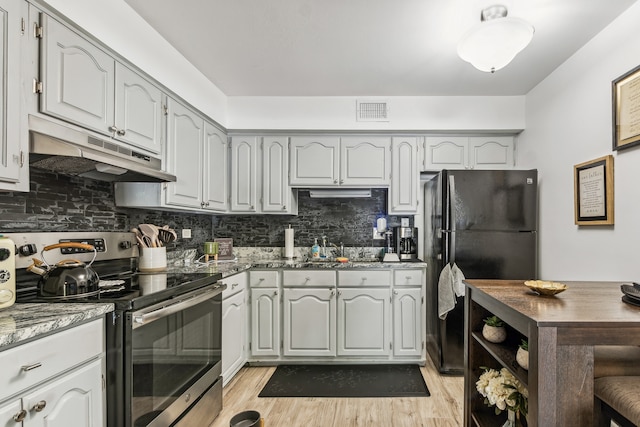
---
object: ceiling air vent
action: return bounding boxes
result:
[356,100,389,122]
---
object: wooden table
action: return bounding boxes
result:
[463,280,640,427]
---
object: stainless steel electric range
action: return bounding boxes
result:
[8,232,225,427]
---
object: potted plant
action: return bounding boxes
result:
[516,339,529,370]
[482,315,507,343]
[476,367,528,427]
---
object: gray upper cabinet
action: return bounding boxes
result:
[289,136,390,187]
[41,15,115,136]
[0,0,27,189]
[423,136,515,170]
[262,136,296,213]
[165,97,204,208]
[40,15,163,155]
[230,136,258,212]
[389,136,419,214]
[114,63,163,154]
[202,123,228,212]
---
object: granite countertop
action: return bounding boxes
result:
[0,303,114,350]
[176,256,427,279]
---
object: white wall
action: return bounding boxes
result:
[227,96,525,131]
[518,1,640,281]
[41,0,228,126]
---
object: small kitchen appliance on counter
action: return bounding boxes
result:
[0,236,15,309]
[393,227,418,261]
[7,231,225,427]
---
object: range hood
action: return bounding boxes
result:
[308,189,372,198]
[28,115,176,182]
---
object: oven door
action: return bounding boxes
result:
[126,284,223,427]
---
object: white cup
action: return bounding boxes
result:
[139,247,167,271]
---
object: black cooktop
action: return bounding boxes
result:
[19,270,223,310]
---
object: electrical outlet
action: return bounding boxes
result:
[373,227,385,240]
[401,217,410,227]
[181,229,191,238]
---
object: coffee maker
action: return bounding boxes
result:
[393,227,418,261]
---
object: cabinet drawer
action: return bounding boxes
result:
[394,269,424,286]
[338,270,391,287]
[250,270,279,288]
[283,270,336,287]
[0,318,104,400]
[222,272,247,299]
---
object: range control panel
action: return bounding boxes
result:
[59,238,106,254]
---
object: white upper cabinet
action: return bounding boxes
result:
[40,15,164,155]
[340,137,391,186]
[289,136,340,186]
[230,136,259,212]
[389,137,419,214]
[202,123,229,212]
[290,136,390,187]
[262,136,296,213]
[165,97,204,208]
[0,0,27,189]
[424,136,515,170]
[114,63,163,154]
[41,15,115,136]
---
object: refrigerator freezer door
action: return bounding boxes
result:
[443,169,537,232]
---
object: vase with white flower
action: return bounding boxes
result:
[476,367,528,427]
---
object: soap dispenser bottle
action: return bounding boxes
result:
[311,238,320,258]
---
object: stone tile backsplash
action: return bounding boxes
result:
[0,170,414,255]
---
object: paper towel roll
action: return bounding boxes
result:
[284,226,294,258]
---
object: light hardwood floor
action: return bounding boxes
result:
[210,358,464,427]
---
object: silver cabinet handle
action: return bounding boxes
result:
[393,290,398,295]
[250,205,254,210]
[13,409,27,422]
[232,283,238,288]
[340,179,344,184]
[32,401,47,412]
[273,290,278,296]
[333,179,338,184]
[330,289,335,296]
[108,125,118,133]
[21,362,42,372]
[117,129,126,136]
[338,290,342,296]
[282,205,287,210]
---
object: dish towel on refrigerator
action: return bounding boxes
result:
[438,264,455,319]
[451,263,466,297]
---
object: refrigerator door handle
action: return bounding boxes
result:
[448,175,456,265]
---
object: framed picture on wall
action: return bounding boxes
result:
[574,155,614,225]
[613,64,640,150]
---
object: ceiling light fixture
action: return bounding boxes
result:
[457,5,534,73]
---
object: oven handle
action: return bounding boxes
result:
[131,284,224,329]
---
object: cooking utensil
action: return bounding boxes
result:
[158,227,176,245]
[139,224,160,247]
[38,242,100,298]
[131,227,146,248]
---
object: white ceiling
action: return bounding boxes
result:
[124,0,637,97]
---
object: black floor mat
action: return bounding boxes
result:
[258,364,430,398]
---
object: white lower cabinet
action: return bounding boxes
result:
[283,287,336,357]
[251,288,280,357]
[337,288,390,356]
[22,359,104,427]
[0,319,105,427]
[392,287,423,357]
[221,272,248,385]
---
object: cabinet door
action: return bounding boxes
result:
[262,136,292,213]
[165,98,203,208]
[23,358,104,427]
[202,123,228,212]
[337,288,390,356]
[468,136,514,169]
[283,288,336,356]
[393,287,422,357]
[222,290,246,384]
[251,288,280,357]
[389,137,419,214]
[289,137,340,186]
[340,137,391,186]
[0,399,23,427]
[230,137,258,212]
[41,15,114,136]
[0,0,23,185]
[114,63,163,154]
[424,137,468,170]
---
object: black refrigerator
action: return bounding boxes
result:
[423,169,538,374]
